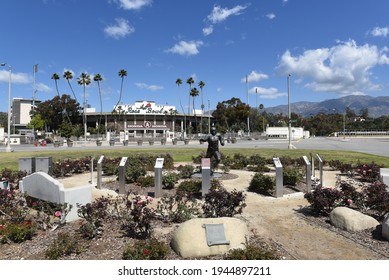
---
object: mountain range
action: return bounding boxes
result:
[263,95,389,118]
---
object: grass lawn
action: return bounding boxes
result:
[1,147,389,171]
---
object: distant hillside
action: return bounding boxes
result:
[263,95,389,118]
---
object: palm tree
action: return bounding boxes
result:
[116,69,127,112]
[63,70,78,102]
[198,80,205,134]
[51,73,71,125]
[186,77,194,135]
[51,73,60,97]
[176,78,186,137]
[190,87,199,133]
[77,72,91,143]
[186,77,194,115]
[93,73,103,141]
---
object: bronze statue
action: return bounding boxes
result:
[200,126,224,172]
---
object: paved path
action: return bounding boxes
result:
[3,136,389,157]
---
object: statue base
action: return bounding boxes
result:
[192,172,222,179]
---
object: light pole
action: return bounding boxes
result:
[1,63,12,152]
[287,74,293,149]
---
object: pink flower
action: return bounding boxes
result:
[148,198,153,202]
[137,200,143,205]
[54,211,62,218]
[346,199,353,205]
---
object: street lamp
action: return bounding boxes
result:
[1,63,12,152]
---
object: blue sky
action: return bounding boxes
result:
[1,0,389,114]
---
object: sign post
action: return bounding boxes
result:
[273,157,283,198]
[118,157,128,194]
[154,158,164,198]
[317,154,324,187]
[302,155,312,192]
[201,158,211,196]
[97,155,104,189]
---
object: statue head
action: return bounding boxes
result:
[211,126,216,136]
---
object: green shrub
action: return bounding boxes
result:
[137,175,155,188]
[0,221,36,243]
[162,172,179,189]
[202,188,246,218]
[177,164,194,179]
[304,187,342,215]
[248,173,274,195]
[176,180,201,194]
[125,158,147,183]
[283,167,302,186]
[224,237,279,260]
[45,232,81,260]
[155,191,201,223]
[122,238,170,260]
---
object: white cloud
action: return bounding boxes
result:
[166,40,203,56]
[241,71,269,83]
[276,40,389,96]
[202,25,214,36]
[266,13,276,20]
[135,82,164,91]
[104,18,134,39]
[36,83,52,93]
[207,5,248,24]
[250,86,287,99]
[114,0,152,10]
[370,26,389,37]
[0,70,30,84]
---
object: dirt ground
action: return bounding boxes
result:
[57,168,388,260]
[221,169,386,260]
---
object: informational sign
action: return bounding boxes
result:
[201,158,211,169]
[273,157,282,168]
[119,157,128,167]
[202,224,230,246]
[154,158,164,169]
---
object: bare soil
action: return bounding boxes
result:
[0,169,388,260]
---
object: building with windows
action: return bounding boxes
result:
[87,100,212,140]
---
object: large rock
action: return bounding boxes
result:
[330,207,379,232]
[382,213,389,241]
[171,217,248,258]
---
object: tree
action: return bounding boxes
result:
[175,78,185,136]
[51,73,72,124]
[198,80,205,134]
[77,72,91,141]
[27,114,45,131]
[51,73,60,96]
[93,73,103,139]
[212,98,250,133]
[116,69,127,112]
[190,87,199,133]
[33,94,81,133]
[186,77,194,115]
[63,70,78,102]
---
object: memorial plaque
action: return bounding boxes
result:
[273,157,282,168]
[201,158,211,169]
[120,157,128,166]
[202,224,230,246]
[302,155,310,165]
[98,155,104,164]
[155,158,164,169]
